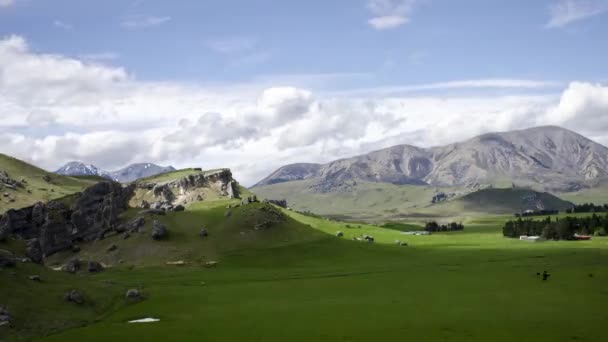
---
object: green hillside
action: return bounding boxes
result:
[0,154,99,213]
[2,193,608,341]
[458,188,573,214]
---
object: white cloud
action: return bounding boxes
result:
[120,15,171,29]
[367,0,417,30]
[0,36,607,186]
[0,0,14,7]
[546,0,608,28]
[53,20,73,30]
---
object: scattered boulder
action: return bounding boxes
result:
[0,305,11,328]
[151,220,168,240]
[174,204,185,212]
[336,231,344,237]
[139,200,150,209]
[28,275,41,282]
[87,261,104,273]
[107,244,118,252]
[26,239,43,264]
[224,209,232,218]
[199,228,208,238]
[123,232,131,240]
[205,261,218,268]
[42,175,52,183]
[71,245,81,253]
[125,289,142,301]
[64,290,85,304]
[63,259,81,273]
[0,249,16,268]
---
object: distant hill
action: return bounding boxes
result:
[55,161,175,183]
[0,154,98,213]
[457,188,574,214]
[254,126,608,192]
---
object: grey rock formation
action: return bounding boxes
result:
[0,305,11,327]
[151,220,167,240]
[254,126,608,192]
[25,239,43,264]
[125,289,142,300]
[63,259,81,273]
[199,228,208,237]
[0,181,134,262]
[87,261,104,273]
[64,290,85,304]
[0,249,15,268]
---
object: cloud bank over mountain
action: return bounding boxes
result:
[0,35,607,185]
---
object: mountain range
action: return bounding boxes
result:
[55,162,176,183]
[254,126,608,192]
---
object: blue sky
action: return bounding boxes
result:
[2,0,606,86]
[0,0,607,184]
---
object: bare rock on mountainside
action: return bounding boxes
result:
[253,126,608,192]
[0,249,16,268]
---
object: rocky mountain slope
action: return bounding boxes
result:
[55,162,114,180]
[55,162,175,183]
[254,126,608,192]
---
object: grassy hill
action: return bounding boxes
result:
[0,154,99,213]
[458,188,573,214]
[2,193,608,341]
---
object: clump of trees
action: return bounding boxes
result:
[425,221,464,232]
[503,213,608,240]
[514,209,559,218]
[565,203,608,214]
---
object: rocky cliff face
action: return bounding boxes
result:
[254,126,608,192]
[131,169,240,210]
[0,181,134,261]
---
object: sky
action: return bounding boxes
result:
[0,0,607,185]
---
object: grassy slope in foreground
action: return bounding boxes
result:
[25,202,608,342]
[0,154,98,213]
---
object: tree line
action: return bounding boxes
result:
[425,221,464,232]
[503,213,608,240]
[565,203,608,214]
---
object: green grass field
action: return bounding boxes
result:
[3,197,607,341]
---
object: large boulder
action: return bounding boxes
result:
[25,239,43,264]
[125,289,142,301]
[151,220,168,240]
[199,228,208,238]
[64,290,85,304]
[0,305,11,327]
[63,259,81,273]
[0,249,15,268]
[87,261,104,273]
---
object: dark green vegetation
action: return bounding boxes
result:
[0,154,97,213]
[503,213,608,239]
[566,202,608,214]
[424,221,464,232]
[459,188,573,214]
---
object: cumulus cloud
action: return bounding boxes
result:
[367,0,418,30]
[0,0,14,7]
[0,36,607,185]
[546,0,608,28]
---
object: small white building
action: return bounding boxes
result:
[519,235,546,242]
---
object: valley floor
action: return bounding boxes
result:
[2,205,608,341]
